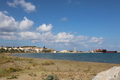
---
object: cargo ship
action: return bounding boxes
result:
[94,49,117,53]
[102,49,117,53]
[104,51,117,53]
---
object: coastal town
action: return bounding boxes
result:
[0,45,120,53]
[0,45,57,53]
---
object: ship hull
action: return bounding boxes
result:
[104,51,117,53]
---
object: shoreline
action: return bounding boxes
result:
[4,52,120,54]
[0,53,120,80]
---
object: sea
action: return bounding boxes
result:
[12,53,120,64]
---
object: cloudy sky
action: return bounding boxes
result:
[0,0,120,51]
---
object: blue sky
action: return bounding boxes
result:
[0,0,120,51]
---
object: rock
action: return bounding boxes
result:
[92,67,120,80]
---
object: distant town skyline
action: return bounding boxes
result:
[0,0,120,51]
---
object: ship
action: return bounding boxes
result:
[94,49,117,53]
[104,51,117,53]
[102,49,117,53]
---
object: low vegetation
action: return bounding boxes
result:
[42,61,55,66]
[0,54,34,77]
[6,67,22,72]
[7,75,18,79]
[0,68,21,77]
[0,53,120,80]
[28,73,37,77]
[45,75,59,80]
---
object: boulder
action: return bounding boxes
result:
[92,67,120,80]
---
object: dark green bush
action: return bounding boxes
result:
[7,67,22,72]
[45,75,59,80]
[7,75,17,79]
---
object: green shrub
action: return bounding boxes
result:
[71,78,75,80]
[28,73,37,77]
[45,75,59,80]
[92,73,97,76]
[7,67,22,72]
[7,75,17,79]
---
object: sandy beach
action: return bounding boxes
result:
[0,54,120,80]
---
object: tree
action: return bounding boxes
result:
[0,48,5,53]
[43,46,46,49]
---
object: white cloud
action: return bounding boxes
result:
[0,32,17,40]
[7,0,19,7]
[40,31,56,44]
[0,11,19,40]
[18,30,104,47]
[19,31,41,40]
[0,11,35,40]
[19,0,36,12]
[61,17,68,21]
[89,37,103,44]
[0,11,19,32]
[0,11,34,32]
[36,24,53,32]
[72,36,89,46]
[18,31,91,47]
[7,0,36,13]
[2,11,9,15]
[20,17,34,30]
[32,40,39,43]
[55,32,74,43]
[76,36,88,41]
[0,35,16,40]
[0,32,15,36]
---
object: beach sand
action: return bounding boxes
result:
[0,54,120,80]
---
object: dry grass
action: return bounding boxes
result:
[42,61,55,66]
[0,53,120,80]
[0,54,34,77]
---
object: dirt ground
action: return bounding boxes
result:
[0,54,120,80]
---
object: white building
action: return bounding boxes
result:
[53,50,57,53]
[18,47,24,51]
[60,50,69,53]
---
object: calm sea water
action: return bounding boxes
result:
[12,53,120,64]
